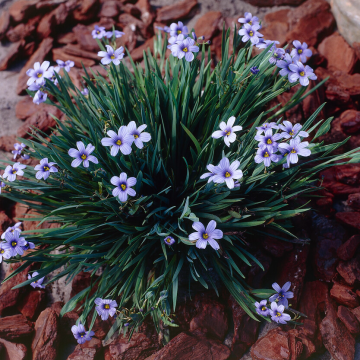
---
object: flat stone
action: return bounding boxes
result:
[52,48,96,68]
[156,0,197,23]
[347,194,360,211]
[337,256,360,285]
[337,305,360,335]
[0,10,10,41]
[17,290,46,321]
[0,41,25,71]
[339,110,360,135]
[194,11,222,41]
[67,337,102,360]
[336,212,360,230]
[0,315,34,341]
[9,0,37,23]
[0,338,27,360]
[72,24,99,52]
[330,283,359,308]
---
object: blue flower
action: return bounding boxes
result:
[71,323,95,344]
[250,66,260,75]
[189,220,223,250]
[33,90,47,105]
[238,24,263,45]
[0,242,11,263]
[111,172,136,202]
[3,162,26,182]
[68,141,98,168]
[0,181,5,194]
[98,45,124,65]
[269,48,285,64]
[254,146,279,167]
[26,61,52,86]
[255,300,270,316]
[94,298,118,320]
[92,25,106,39]
[270,302,291,324]
[238,12,259,27]
[21,241,35,252]
[81,88,89,96]
[269,281,294,308]
[277,53,294,79]
[155,26,170,33]
[288,61,317,87]
[200,164,217,183]
[105,30,125,39]
[56,59,75,72]
[101,126,133,156]
[291,40,312,63]
[212,157,243,189]
[3,231,27,256]
[126,121,151,149]
[278,138,311,167]
[169,21,188,37]
[256,122,279,134]
[12,143,26,159]
[256,39,279,50]
[47,66,61,85]
[34,158,58,180]
[164,236,175,245]
[28,271,45,289]
[211,116,242,147]
[1,222,22,239]
[278,121,308,139]
[170,35,199,62]
[255,129,282,150]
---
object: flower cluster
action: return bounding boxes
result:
[92,25,124,39]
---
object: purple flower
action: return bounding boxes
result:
[171,35,199,62]
[81,88,89,96]
[34,158,58,180]
[278,147,290,168]
[28,82,43,92]
[105,30,125,39]
[256,122,279,134]
[238,12,259,27]
[238,24,263,45]
[277,53,294,78]
[167,34,183,49]
[92,25,106,39]
[291,40,312,63]
[169,21,188,37]
[12,143,26,159]
[289,61,317,87]
[189,220,223,250]
[33,90,47,105]
[21,154,30,160]
[254,146,279,167]
[68,141,98,168]
[21,240,35,252]
[1,222,22,239]
[98,45,124,65]
[255,129,282,150]
[269,282,294,308]
[26,61,52,86]
[164,236,175,246]
[212,116,242,147]
[0,242,11,263]
[278,138,311,167]
[270,302,291,324]
[155,26,170,33]
[256,39,279,50]
[71,323,95,344]
[278,121,309,139]
[212,157,243,189]
[255,300,270,316]
[3,162,26,182]
[47,66,61,85]
[250,66,260,75]
[126,121,151,149]
[28,271,45,289]
[269,47,285,64]
[111,172,136,202]
[3,231,27,256]
[95,298,118,320]
[56,59,75,72]
[101,126,133,156]
[0,181,5,194]
[200,164,217,183]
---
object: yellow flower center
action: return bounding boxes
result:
[300,71,305,76]
[81,154,87,160]
[37,73,42,78]
[96,31,100,34]
[276,312,282,317]
[284,153,288,156]
[291,148,296,153]
[80,332,85,337]
[104,304,110,309]
[249,21,252,25]
[249,31,254,36]
[11,169,17,174]
[267,139,272,144]
[225,172,231,178]
[183,47,188,52]
[44,166,50,171]
[111,55,115,59]
[116,140,122,146]
[11,241,17,247]
[203,233,209,239]
[134,134,139,139]
[261,306,266,311]
[289,131,294,136]
[298,49,303,54]
[226,131,231,136]
[0,249,4,254]
[264,152,269,158]
[121,184,126,190]
[166,238,171,243]
[177,30,182,34]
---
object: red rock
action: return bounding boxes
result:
[89,311,115,340]
[194,11,222,41]
[51,302,79,343]
[337,235,360,261]
[136,0,156,28]
[261,22,289,48]
[62,44,100,61]
[338,110,360,135]
[32,308,59,360]
[52,47,96,68]
[330,283,359,308]
[6,23,35,42]
[0,338,27,360]
[299,281,328,322]
[57,32,77,45]
[156,0,197,23]
[17,37,53,95]
[245,0,305,5]
[318,33,357,74]
[247,250,272,288]
[115,25,137,53]
[352,306,360,323]
[0,135,18,152]
[0,10,10,41]
[99,1,120,17]
[118,13,149,38]
[0,211,11,232]
[23,42,36,57]
[131,37,155,62]
[348,194,360,211]
[337,256,360,285]
[320,296,355,360]
[68,337,102,360]
[353,42,360,61]
[336,212,360,230]
[0,314,34,341]
[72,0,99,22]
[145,329,229,360]
[286,0,335,47]
[337,305,360,335]
[262,233,293,258]
[15,96,61,121]
[72,24,99,52]
[122,3,142,17]
[17,290,46,321]
[9,0,37,23]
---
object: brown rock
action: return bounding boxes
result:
[68,337,102,360]
[52,47,96,68]
[337,256,360,285]
[62,44,100,61]
[122,3,141,17]
[0,314,34,341]
[24,42,36,57]
[286,0,335,47]
[337,305,360,335]
[115,26,137,53]
[145,329,230,360]
[6,23,35,42]
[15,96,61,121]
[0,135,18,152]
[0,338,27,360]
[9,0,37,23]
[320,296,355,360]
[99,1,120,18]
[339,110,360,135]
[337,235,360,260]
[348,194,360,211]
[0,10,10,41]
[0,211,11,232]
[72,0,99,22]
[156,0,197,23]
[262,234,293,258]
[17,290,46,321]
[352,306,360,323]
[17,38,53,95]
[131,37,155,62]
[261,22,289,48]
[318,33,357,74]
[336,212,360,230]
[245,0,305,5]
[330,283,359,308]
[72,24,99,52]
[299,281,328,322]
[118,13,149,38]
[32,308,59,360]
[57,32,77,45]
[194,11,222,41]
[136,0,155,28]
[354,42,360,61]
[51,302,78,342]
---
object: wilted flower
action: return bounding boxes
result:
[255,300,270,316]
[126,121,151,149]
[278,138,311,167]
[255,129,282,150]
[33,90,47,105]
[238,24,263,45]
[200,164,217,183]
[111,172,136,202]
[105,30,125,38]
[254,146,279,167]
[269,281,294,308]
[0,181,5,194]
[250,66,260,75]
[278,121,309,139]
[256,122,279,134]
[171,35,199,62]
[1,222,22,239]
[68,142,98,168]
[28,271,45,289]
[34,158,58,180]
[12,143,26,159]
[189,220,223,250]
[290,40,312,63]
[270,302,291,324]
[269,47,285,64]
[289,61,317,86]
[277,53,294,78]
[56,59,75,72]
[3,162,26,182]
[212,116,242,147]
[212,157,243,189]
[92,25,106,39]
[26,61,52,86]
[21,240,35,252]
[164,236,175,245]
[98,45,124,65]
[101,127,133,156]
[0,242,11,263]
[238,12,259,26]
[71,323,95,344]
[81,88,89,96]
[95,298,118,320]
[169,21,188,37]
[3,231,27,256]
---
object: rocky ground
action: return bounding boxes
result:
[1,0,360,359]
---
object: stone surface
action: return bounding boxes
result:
[68,337,102,360]
[337,255,360,285]
[0,40,25,71]
[52,48,96,68]
[194,11,222,41]
[339,110,360,135]
[330,283,359,308]
[0,314,34,341]
[99,1,120,18]
[337,305,360,335]
[347,194,360,211]
[32,308,59,360]
[0,211,11,232]
[156,0,198,22]
[244,0,305,5]
[17,290,46,321]
[72,0,99,22]
[336,212,360,230]
[72,24,99,52]
[0,338,27,360]
[352,306,360,323]
[51,302,78,342]
[9,0,37,23]
[7,22,36,42]
[0,10,10,41]
[131,37,155,62]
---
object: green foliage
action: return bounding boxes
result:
[1,27,359,339]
